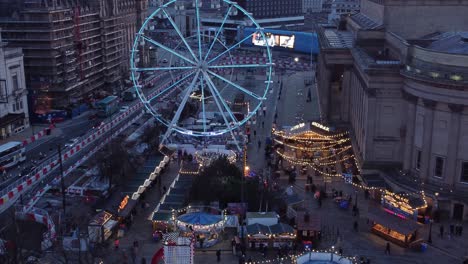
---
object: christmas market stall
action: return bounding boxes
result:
[382,190,428,223]
[296,211,321,242]
[175,210,226,248]
[367,204,423,248]
[88,211,118,243]
[269,223,296,247]
[246,223,271,248]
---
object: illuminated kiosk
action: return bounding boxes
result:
[175,210,227,248]
[295,251,354,264]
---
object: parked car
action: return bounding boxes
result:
[65,138,79,148]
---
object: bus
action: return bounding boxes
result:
[96,96,119,117]
[0,141,26,169]
[123,87,137,102]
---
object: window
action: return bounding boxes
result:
[434,157,444,178]
[19,100,23,110]
[416,150,421,170]
[12,74,19,90]
[12,103,15,112]
[461,162,468,183]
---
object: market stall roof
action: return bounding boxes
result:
[164,194,186,204]
[152,212,172,222]
[282,193,303,205]
[246,212,278,219]
[158,203,185,212]
[396,192,426,208]
[118,199,138,218]
[269,223,295,235]
[178,212,222,225]
[367,204,422,235]
[246,223,271,235]
[296,211,321,231]
[361,173,388,188]
[169,188,189,196]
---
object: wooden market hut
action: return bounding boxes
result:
[367,204,423,248]
[296,211,321,241]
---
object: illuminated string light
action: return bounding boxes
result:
[274,138,350,151]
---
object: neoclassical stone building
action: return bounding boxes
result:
[316,0,468,220]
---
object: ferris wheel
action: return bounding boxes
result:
[130,0,273,146]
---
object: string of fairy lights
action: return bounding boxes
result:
[241,248,358,264]
[272,123,428,209]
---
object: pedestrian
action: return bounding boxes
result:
[338,247,343,255]
[384,242,391,255]
[318,198,322,208]
[440,225,444,238]
[114,239,120,250]
[257,140,261,150]
[263,245,267,258]
[216,249,221,262]
[130,247,137,264]
[353,221,358,232]
[253,130,257,137]
[262,121,264,128]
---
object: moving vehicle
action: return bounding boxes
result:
[96,96,119,117]
[65,138,79,148]
[123,87,137,102]
[0,141,26,169]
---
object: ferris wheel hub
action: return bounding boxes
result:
[197,60,209,71]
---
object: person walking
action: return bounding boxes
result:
[353,221,358,232]
[216,249,221,262]
[257,140,262,150]
[262,121,265,129]
[253,130,257,137]
[440,225,444,238]
[384,242,391,255]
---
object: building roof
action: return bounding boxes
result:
[323,29,354,48]
[246,212,278,219]
[269,223,295,235]
[246,223,272,235]
[425,32,468,54]
[367,204,422,235]
[350,13,382,30]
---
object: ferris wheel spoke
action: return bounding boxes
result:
[140,35,196,65]
[133,66,195,71]
[161,8,199,63]
[207,70,264,101]
[207,32,255,64]
[204,5,233,61]
[204,74,234,131]
[148,71,196,103]
[203,72,238,124]
[209,63,270,69]
[195,0,202,60]
[162,71,200,141]
[199,74,207,133]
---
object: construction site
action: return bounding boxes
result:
[0,0,149,121]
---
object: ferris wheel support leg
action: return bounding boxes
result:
[229,129,242,152]
[161,71,200,146]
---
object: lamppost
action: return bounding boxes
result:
[354,190,358,207]
[428,219,433,244]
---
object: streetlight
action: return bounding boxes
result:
[428,219,433,244]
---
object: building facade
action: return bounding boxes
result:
[316,0,468,220]
[0,31,29,139]
[0,0,148,116]
[303,0,323,13]
[327,0,360,24]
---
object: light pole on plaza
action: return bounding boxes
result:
[354,190,358,207]
[428,219,433,244]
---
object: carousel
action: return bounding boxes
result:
[174,207,227,248]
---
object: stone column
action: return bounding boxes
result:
[340,66,352,123]
[420,99,436,181]
[402,92,418,170]
[446,104,464,186]
[363,89,377,162]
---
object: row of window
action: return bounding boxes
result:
[415,150,468,183]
